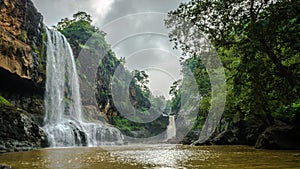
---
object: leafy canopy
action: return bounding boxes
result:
[166,0,300,125]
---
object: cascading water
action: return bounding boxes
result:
[167,115,176,140]
[43,28,124,147]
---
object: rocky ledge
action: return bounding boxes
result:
[0,104,48,153]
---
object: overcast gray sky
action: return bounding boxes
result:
[32,0,188,99]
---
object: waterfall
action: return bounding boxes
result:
[167,115,176,140]
[43,28,124,147]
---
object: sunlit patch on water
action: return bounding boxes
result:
[110,144,193,168]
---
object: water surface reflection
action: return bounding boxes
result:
[1,145,300,169]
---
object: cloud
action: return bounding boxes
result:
[82,0,115,24]
[32,0,187,27]
[100,0,187,25]
[32,0,115,26]
[102,14,183,99]
[32,0,75,26]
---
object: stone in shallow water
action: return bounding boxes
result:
[0,164,11,169]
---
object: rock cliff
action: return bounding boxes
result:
[0,0,45,87]
[0,0,47,152]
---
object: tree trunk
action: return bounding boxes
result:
[263,44,300,97]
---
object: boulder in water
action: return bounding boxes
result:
[0,164,11,169]
[255,121,300,150]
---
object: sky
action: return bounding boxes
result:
[32,0,188,99]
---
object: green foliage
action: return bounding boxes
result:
[273,100,300,122]
[169,79,181,98]
[0,96,12,106]
[169,55,213,128]
[166,0,300,127]
[56,11,92,30]
[112,116,145,131]
[31,43,38,54]
[56,11,108,58]
[20,30,27,43]
[131,70,150,97]
[112,116,131,131]
[73,11,92,23]
[41,30,46,59]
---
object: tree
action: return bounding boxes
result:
[73,11,92,23]
[169,79,182,98]
[169,79,182,114]
[56,11,106,58]
[165,0,300,124]
[131,70,150,94]
[56,11,93,30]
[166,0,300,92]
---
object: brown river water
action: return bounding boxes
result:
[1,144,300,169]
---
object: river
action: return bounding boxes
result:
[1,145,300,169]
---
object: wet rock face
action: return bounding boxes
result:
[0,0,45,88]
[0,104,48,153]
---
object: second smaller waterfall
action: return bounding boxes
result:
[167,115,176,140]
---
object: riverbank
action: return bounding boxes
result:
[182,118,300,150]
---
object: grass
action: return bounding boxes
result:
[0,96,12,106]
